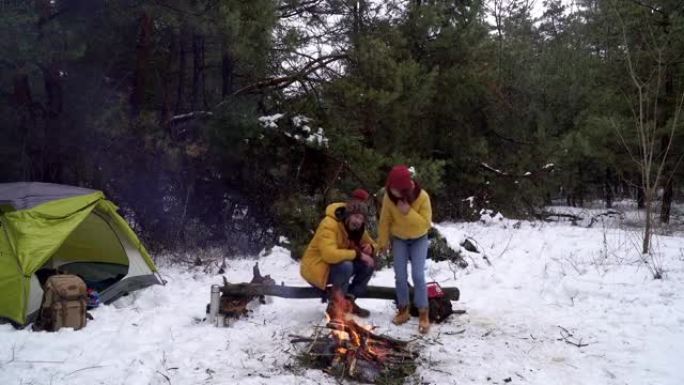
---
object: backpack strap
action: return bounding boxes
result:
[61,298,68,329]
[80,298,86,329]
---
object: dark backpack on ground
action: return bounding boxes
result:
[36,275,88,331]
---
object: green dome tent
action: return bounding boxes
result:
[0,182,162,326]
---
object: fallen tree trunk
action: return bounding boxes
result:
[220,263,459,301]
[220,282,460,302]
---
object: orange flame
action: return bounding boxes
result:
[324,287,396,363]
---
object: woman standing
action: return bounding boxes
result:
[378,165,432,334]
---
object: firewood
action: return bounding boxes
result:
[326,321,410,348]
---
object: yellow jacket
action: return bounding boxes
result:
[378,189,432,249]
[300,203,377,289]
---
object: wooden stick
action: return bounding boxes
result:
[326,321,409,348]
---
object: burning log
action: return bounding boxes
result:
[293,289,418,384]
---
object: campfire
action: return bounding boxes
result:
[292,289,418,384]
[212,265,442,383]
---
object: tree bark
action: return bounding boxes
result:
[12,71,34,179]
[175,26,187,114]
[660,178,673,224]
[42,61,65,183]
[604,167,613,209]
[642,189,653,254]
[160,34,176,128]
[42,62,63,117]
[130,12,153,121]
[637,185,645,209]
[13,73,33,109]
[658,11,674,224]
[577,165,585,207]
[191,32,206,110]
[221,44,235,97]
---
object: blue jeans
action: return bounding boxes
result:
[392,235,428,309]
[328,259,374,298]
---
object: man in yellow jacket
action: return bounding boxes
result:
[300,199,377,317]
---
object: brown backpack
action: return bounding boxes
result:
[37,275,88,331]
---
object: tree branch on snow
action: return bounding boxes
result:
[537,212,583,222]
[536,210,622,227]
[558,326,589,348]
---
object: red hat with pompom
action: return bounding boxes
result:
[386,165,413,191]
[351,188,370,202]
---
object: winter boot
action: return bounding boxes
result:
[418,308,430,334]
[351,300,370,318]
[392,306,410,325]
[346,294,370,318]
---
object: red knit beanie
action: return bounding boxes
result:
[386,165,413,191]
[351,188,370,202]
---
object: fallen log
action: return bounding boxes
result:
[218,263,276,317]
[219,281,460,302]
[220,262,458,301]
[215,264,460,323]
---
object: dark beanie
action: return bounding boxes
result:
[386,165,413,191]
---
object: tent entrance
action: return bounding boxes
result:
[37,262,128,292]
[31,210,131,308]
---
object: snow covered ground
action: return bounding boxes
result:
[2,217,684,385]
[544,200,684,237]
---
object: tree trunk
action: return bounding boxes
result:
[604,168,613,209]
[42,61,65,183]
[660,178,673,224]
[160,34,176,128]
[221,44,234,97]
[175,27,187,114]
[13,73,33,109]
[13,71,34,179]
[42,62,63,117]
[191,32,206,110]
[642,189,653,254]
[130,12,153,121]
[577,165,585,207]
[637,185,645,209]
[658,12,674,224]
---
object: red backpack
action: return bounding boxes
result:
[410,282,454,323]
